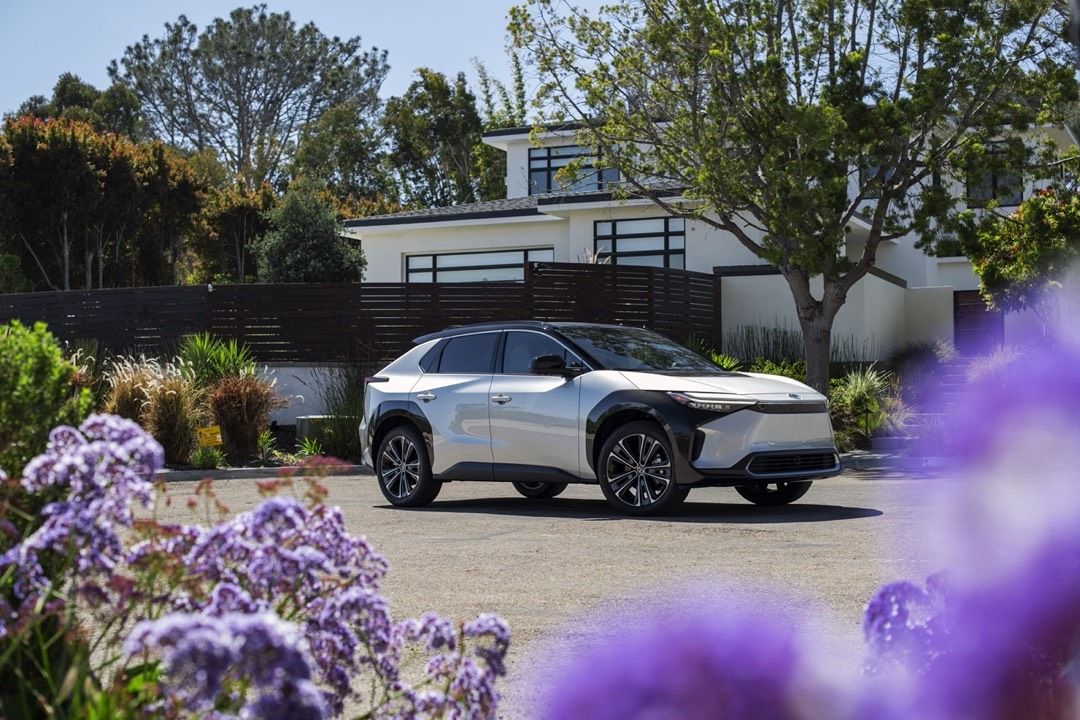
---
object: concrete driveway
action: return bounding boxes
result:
[158,468,939,717]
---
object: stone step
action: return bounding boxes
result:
[872,435,918,452]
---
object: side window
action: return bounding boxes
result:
[419,341,444,372]
[437,333,498,374]
[501,332,579,374]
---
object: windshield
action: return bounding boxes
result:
[557,325,727,374]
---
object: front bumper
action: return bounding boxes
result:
[686,449,841,487]
[679,404,839,485]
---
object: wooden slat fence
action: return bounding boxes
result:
[0,263,721,363]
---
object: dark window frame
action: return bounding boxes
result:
[593,217,686,269]
[528,145,619,195]
[496,330,586,375]
[405,247,554,283]
[433,332,500,374]
[966,144,1024,208]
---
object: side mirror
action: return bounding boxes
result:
[530,354,586,377]
[530,354,567,375]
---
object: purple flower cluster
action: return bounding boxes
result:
[861,336,1080,718]
[126,612,327,719]
[3,414,510,717]
[543,604,811,720]
[0,414,162,601]
[862,573,951,674]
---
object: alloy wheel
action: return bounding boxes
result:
[380,434,421,498]
[604,433,672,507]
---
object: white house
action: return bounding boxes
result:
[343,123,1079,359]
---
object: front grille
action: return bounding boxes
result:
[747,452,838,476]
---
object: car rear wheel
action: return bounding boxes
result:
[735,481,812,506]
[597,421,688,516]
[512,481,567,499]
[376,426,441,507]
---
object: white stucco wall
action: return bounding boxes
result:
[720,272,906,360]
[903,286,955,345]
[359,217,567,282]
[928,257,980,291]
[265,363,347,425]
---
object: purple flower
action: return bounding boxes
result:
[863,574,951,674]
[908,542,1080,720]
[125,612,328,720]
[1,414,162,599]
[541,605,817,720]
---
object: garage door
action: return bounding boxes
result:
[953,290,1003,355]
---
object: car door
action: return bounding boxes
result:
[489,330,584,477]
[409,331,498,478]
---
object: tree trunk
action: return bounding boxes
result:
[60,212,71,291]
[798,314,833,395]
[784,268,842,395]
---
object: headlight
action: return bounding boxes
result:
[665,391,756,413]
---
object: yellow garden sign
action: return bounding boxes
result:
[197,425,223,448]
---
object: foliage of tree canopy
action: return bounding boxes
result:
[966,188,1080,313]
[0,116,201,291]
[472,55,529,201]
[12,72,146,139]
[510,0,1077,390]
[255,183,365,283]
[193,183,278,283]
[109,4,389,188]
[291,99,394,204]
[383,69,489,208]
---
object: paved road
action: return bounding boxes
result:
[158,469,940,717]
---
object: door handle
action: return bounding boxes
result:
[416,392,437,402]
[490,393,512,404]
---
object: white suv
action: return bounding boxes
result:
[361,322,839,516]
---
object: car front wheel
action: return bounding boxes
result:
[512,481,567,499]
[735,481,812,506]
[597,421,688,516]
[376,425,441,507]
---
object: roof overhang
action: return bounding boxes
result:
[342,212,561,238]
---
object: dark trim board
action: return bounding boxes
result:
[867,266,908,288]
[713,264,782,277]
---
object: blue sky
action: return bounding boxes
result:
[0,0,600,116]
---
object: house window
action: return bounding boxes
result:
[967,145,1023,207]
[594,217,685,269]
[405,247,554,283]
[858,164,897,200]
[528,145,619,195]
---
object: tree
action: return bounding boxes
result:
[110,5,389,187]
[966,188,1080,315]
[510,0,1077,391]
[383,69,485,207]
[291,99,393,204]
[0,116,202,291]
[11,73,147,139]
[196,183,278,282]
[473,53,529,200]
[255,184,365,283]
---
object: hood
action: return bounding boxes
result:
[620,371,823,401]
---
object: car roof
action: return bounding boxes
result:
[412,320,630,345]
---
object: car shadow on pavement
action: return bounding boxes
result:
[378,497,882,524]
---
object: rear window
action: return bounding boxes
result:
[437,333,499,374]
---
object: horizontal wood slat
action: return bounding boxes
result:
[0,263,721,362]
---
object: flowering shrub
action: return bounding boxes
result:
[0,414,509,718]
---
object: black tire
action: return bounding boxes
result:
[375,425,441,507]
[735,480,812,506]
[512,481,568,499]
[597,421,688,516]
